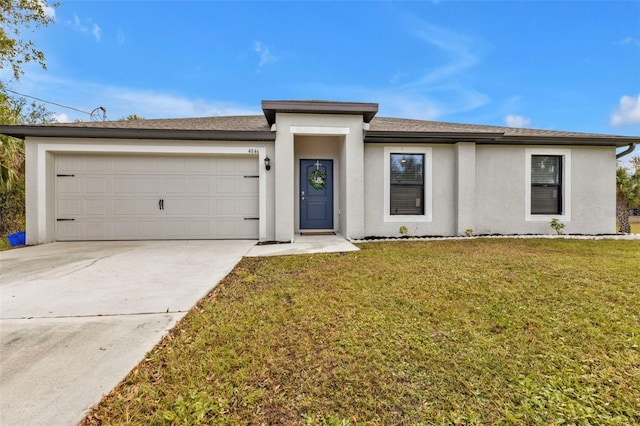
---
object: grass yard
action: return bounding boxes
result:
[83,239,640,425]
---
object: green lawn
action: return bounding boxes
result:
[84,239,639,424]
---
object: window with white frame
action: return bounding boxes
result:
[390,153,424,215]
[384,147,432,222]
[525,149,571,221]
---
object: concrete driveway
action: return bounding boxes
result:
[0,240,255,426]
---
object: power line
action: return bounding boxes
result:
[4,87,106,121]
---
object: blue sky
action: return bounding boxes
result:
[6,1,640,155]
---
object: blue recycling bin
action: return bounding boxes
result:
[7,231,26,247]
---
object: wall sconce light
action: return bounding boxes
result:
[264,156,271,171]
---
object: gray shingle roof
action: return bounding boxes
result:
[368,116,625,138]
[1,114,638,146]
[41,115,270,131]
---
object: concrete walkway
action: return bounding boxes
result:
[0,240,255,426]
[246,233,359,257]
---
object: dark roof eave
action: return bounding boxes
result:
[502,135,639,147]
[262,100,379,125]
[365,131,639,147]
[0,126,276,141]
[365,131,504,143]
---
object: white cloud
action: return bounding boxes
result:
[504,114,531,128]
[52,113,71,123]
[107,88,258,118]
[618,37,640,47]
[375,16,490,119]
[611,94,640,126]
[117,29,126,45]
[254,41,277,67]
[67,15,101,42]
[20,71,260,120]
[39,0,56,19]
[92,23,102,42]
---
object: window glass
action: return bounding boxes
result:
[531,155,562,215]
[531,155,561,185]
[390,154,424,215]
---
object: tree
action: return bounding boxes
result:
[124,114,144,121]
[0,93,51,237]
[1,1,57,239]
[616,160,640,233]
[0,0,58,82]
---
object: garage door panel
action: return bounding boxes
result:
[58,199,82,216]
[57,221,82,240]
[85,222,108,239]
[164,221,187,238]
[136,221,162,238]
[189,177,210,193]
[84,156,109,172]
[113,199,136,215]
[57,155,84,173]
[85,200,107,216]
[215,177,238,194]
[139,198,165,216]
[188,199,210,215]
[56,154,259,240]
[138,177,160,194]
[188,221,211,237]
[85,177,108,194]
[238,199,259,216]
[190,158,211,173]
[239,178,259,194]
[165,177,187,193]
[163,199,186,216]
[137,157,161,172]
[112,221,136,238]
[113,157,140,173]
[57,177,81,194]
[114,177,136,194]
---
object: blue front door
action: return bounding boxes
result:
[300,159,333,230]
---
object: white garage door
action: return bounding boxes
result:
[55,154,259,240]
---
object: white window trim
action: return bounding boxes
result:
[384,147,432,223]
[525,148,571,222]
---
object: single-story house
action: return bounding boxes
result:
[1,100,638,244]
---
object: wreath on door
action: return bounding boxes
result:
[309,168,326,190]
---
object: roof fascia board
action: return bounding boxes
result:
[365,131,504,143]
[365,131,638,147]
[262,100,379,125]
[500,135,639,147]
[0,126,276,141]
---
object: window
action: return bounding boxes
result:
[525,149,571,221]
[390,153,424,215]
[384,147,432,222]
[531,155,562,214]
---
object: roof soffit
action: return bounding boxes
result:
[261,100,379,125]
